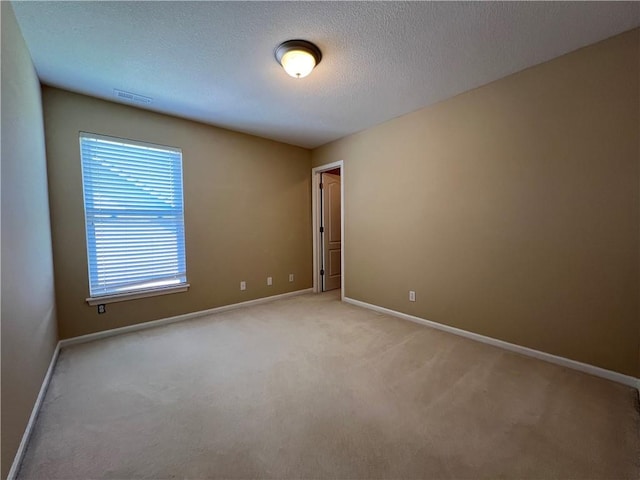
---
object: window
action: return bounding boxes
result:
[80,132,188,303]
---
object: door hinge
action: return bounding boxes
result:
[319,183,323,189]
[320,269,325,275]
[319,226,324,233]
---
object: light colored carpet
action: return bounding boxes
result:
[19,291,639,479]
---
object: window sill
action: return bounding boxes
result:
[86,284,190,305]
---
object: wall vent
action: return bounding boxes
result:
[113,89,153,105]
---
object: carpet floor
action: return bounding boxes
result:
[18,291,640,479]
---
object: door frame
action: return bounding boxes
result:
[311,160,344,299]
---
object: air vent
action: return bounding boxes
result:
[113,89,153,105]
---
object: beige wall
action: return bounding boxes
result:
[313,29,640,377]
[1,3,59,478]
[43,88,312,339]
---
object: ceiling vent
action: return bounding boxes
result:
[113,89,153,105]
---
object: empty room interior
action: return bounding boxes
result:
[2,1,640,478]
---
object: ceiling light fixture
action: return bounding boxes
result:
[275,40,322,79]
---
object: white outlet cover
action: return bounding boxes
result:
[267,277,273,286]
[240,281,246,291]
[289,274,294,282]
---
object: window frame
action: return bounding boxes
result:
[79,132,189,305]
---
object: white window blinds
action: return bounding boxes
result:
[80,133,187,298]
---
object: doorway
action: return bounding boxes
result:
[311,161,344,298]
[320,169,341,291]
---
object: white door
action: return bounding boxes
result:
[321,172,341,291]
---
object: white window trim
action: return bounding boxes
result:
[86,283,190,305]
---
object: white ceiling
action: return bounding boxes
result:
[12,1,640,149]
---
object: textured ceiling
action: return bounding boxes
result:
[12,1,640,149]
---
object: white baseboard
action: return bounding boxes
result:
[343,297,640,390]
[60,288,313,348]
[7,343,61,480]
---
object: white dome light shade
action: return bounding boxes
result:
[275,40,322,79]
[281,50,316,78]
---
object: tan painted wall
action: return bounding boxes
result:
[43,88,312,339]
[312,29,640,377]
[1,3,59,478]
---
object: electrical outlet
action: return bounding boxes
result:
[289,273,294,282]
[267,276,273,286]
[240,281,246,291]
[97,304,106,314]
[409,291,416,302]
